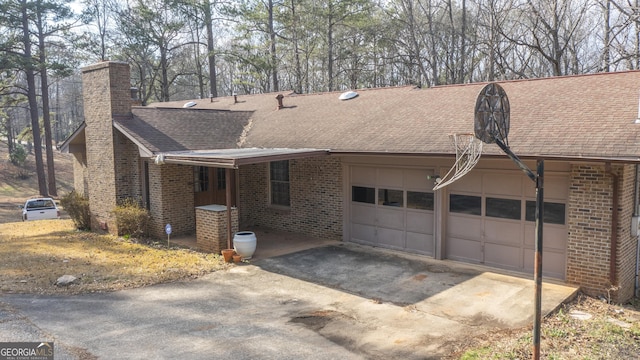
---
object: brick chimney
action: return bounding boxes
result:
[81,61,132,234]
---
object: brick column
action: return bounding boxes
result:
[196,205,239,253]
[567,163,638,302]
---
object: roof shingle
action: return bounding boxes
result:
[141,71,640,161]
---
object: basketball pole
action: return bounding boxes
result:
[494,139,544,360]
[533,159,544,360]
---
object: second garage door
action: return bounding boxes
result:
[446,171,568,279]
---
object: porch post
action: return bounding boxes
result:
[225,168,233,249]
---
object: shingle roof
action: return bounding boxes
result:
[143,71,640,161]
[115,107,253,153]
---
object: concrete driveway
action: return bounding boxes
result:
[0,243,577,359]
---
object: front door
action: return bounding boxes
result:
[194,167,236,206]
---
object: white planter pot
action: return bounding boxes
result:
[233,231,257,259]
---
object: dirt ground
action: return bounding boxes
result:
[0,143,74,223]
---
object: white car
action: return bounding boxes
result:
[21,197,60,221]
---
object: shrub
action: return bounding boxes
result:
[8,144,27,167]
[60,191,91,230]
[112,198,149,238]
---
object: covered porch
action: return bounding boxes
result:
[170,227,340,261]
[153,148,331,255]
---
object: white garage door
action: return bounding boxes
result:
[446,171,568,280]
[349,166,435,256]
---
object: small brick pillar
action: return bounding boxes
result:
[195,205,239,254]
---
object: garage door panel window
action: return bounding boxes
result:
[352,186,375,204]
[525,201,566,225]
[379,188,403,207]
[407,191,434,210]
[450,194,481,215]
[485,197,521,220]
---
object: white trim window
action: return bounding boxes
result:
[270,160,290,206]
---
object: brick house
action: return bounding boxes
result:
[61,61,640,303]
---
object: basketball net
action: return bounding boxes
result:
[432,133,483,191]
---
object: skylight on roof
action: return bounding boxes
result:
[183,101,197,108]
[339,91,358,100]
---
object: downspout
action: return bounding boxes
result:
[635,165,640,297]
[605,162,619,287]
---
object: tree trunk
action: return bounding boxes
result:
[327,4,334,91]
[204,0,217,97]
[21,0,47,197]
[37,1,57,196]
[268,0,279,92]
[602,0,610,72]
[446,0,457,83]
[428,0,439,85]
[488,0,495,81]
[160,44,170,101]
[459,0,467,83]
[291,0,302,94]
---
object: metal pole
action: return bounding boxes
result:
[533,159,544,360]
[495,139,536,181]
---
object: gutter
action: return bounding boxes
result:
[605,163,619,287]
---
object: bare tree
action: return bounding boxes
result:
[21,0,48,196]
[80,0,113,61]
[498,0,591,77]
[116,0,187,102]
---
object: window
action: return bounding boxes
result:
[378,189,403,207]
[216,168,226,190]
[407,191,434,210]
[526,201,566,225]
[352,186,375,204]
[486,197,521,220]
[270,160,290,206]
[450,194,481,215]
[194,166,209,192]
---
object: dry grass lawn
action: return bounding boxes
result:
[453,295,640,359]
[0,219,228,295]
[0,143,228,296]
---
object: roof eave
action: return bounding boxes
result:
[58,122,86,153]
[156,149,330,169]
[330,151,640,164]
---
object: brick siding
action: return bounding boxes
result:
[114,132,142,202]
[567,164,638,302]
[147,163,195,238]
[239,156,343,240]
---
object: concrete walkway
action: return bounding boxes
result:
[0,243,578,359]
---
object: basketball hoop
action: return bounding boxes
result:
[432,133,483,191]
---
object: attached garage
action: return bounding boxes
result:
[446,170,568,280]
[349,165,436,256]
[347,163,569,280]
